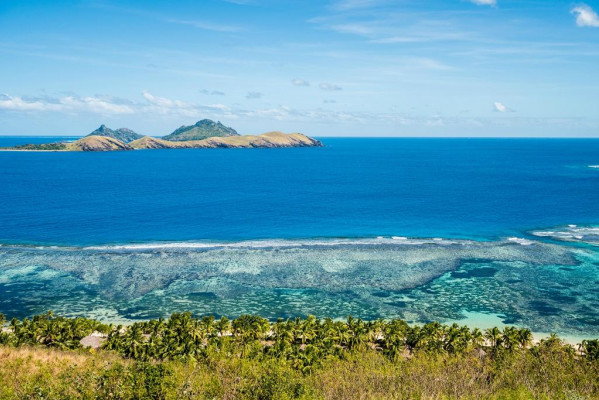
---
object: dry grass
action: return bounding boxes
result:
[65,135,133,151]
[0,345,597,400]
[129,131,320,149]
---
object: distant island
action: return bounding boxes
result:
[1,119,323,151]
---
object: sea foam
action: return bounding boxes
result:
[531,225,599,245]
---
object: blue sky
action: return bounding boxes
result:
[0,0,598,137]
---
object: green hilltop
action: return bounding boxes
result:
[162,119,239,141]
[85,125,144,143]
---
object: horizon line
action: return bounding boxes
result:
[2,134,599,139]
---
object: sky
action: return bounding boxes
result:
[0,0,598,137]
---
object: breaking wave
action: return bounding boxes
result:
[531,225,599,245]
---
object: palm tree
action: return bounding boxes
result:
[516,328,533,349]
[123,324,145,359]
[216,316,230,337]
[540,333,563,349]
[420,322,445,354]
[382,319,408,359]
[581,339,599,361]
[406,326,422,352]
[444,324,470,354]
[485,327,502,349]
[300,315,318,345]
[501,326,519,352]
[470,328,484,348]
[367,319,385,346]
[346,316,369,350]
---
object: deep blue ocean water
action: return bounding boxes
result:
[1,137,598,244]
[1,137,598,337]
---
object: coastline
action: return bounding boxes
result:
[0,148,67,152]
[0,131,323,152]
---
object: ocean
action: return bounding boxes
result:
[1,137,598,337]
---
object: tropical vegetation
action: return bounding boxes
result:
[11,142,67,150]
[1,311,598,399]
[162,119,239,141]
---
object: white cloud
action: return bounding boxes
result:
[66,96,135,114]
[0,93,134,114]
[142,90,188,108]
[292,79,310,87]
[571,4,599,27]
[0,94,60,111]
[493,101,511,112]
[319,83,343,91]
[470,0,496,6]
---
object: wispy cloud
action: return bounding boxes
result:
[330,23,373,35]
[291,79,310,86]
[87,3,244,33]
[571,4,599,27]
[142,90,189,108]
[371,31,471,43]
[166,18,243,32]
[199,89,226,96]
[222,0,255,4]
[246,91,264,99]
[141,91,237,118]
[319,83,343,91]
[2,91,598,135]
[398,57,452,70]
[330,0,388,11]
[311,9,475,46]
[469,0,496,6]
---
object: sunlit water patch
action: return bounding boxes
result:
[1,236,598,336]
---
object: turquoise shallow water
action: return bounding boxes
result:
[0,138,598,336]
[0,234,598,336]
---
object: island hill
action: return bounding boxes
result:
[7,119,323,151]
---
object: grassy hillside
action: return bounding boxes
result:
[128,136,189,149]
[1,312,598,399]
[130,131,323,149]
[65,135,133,151]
